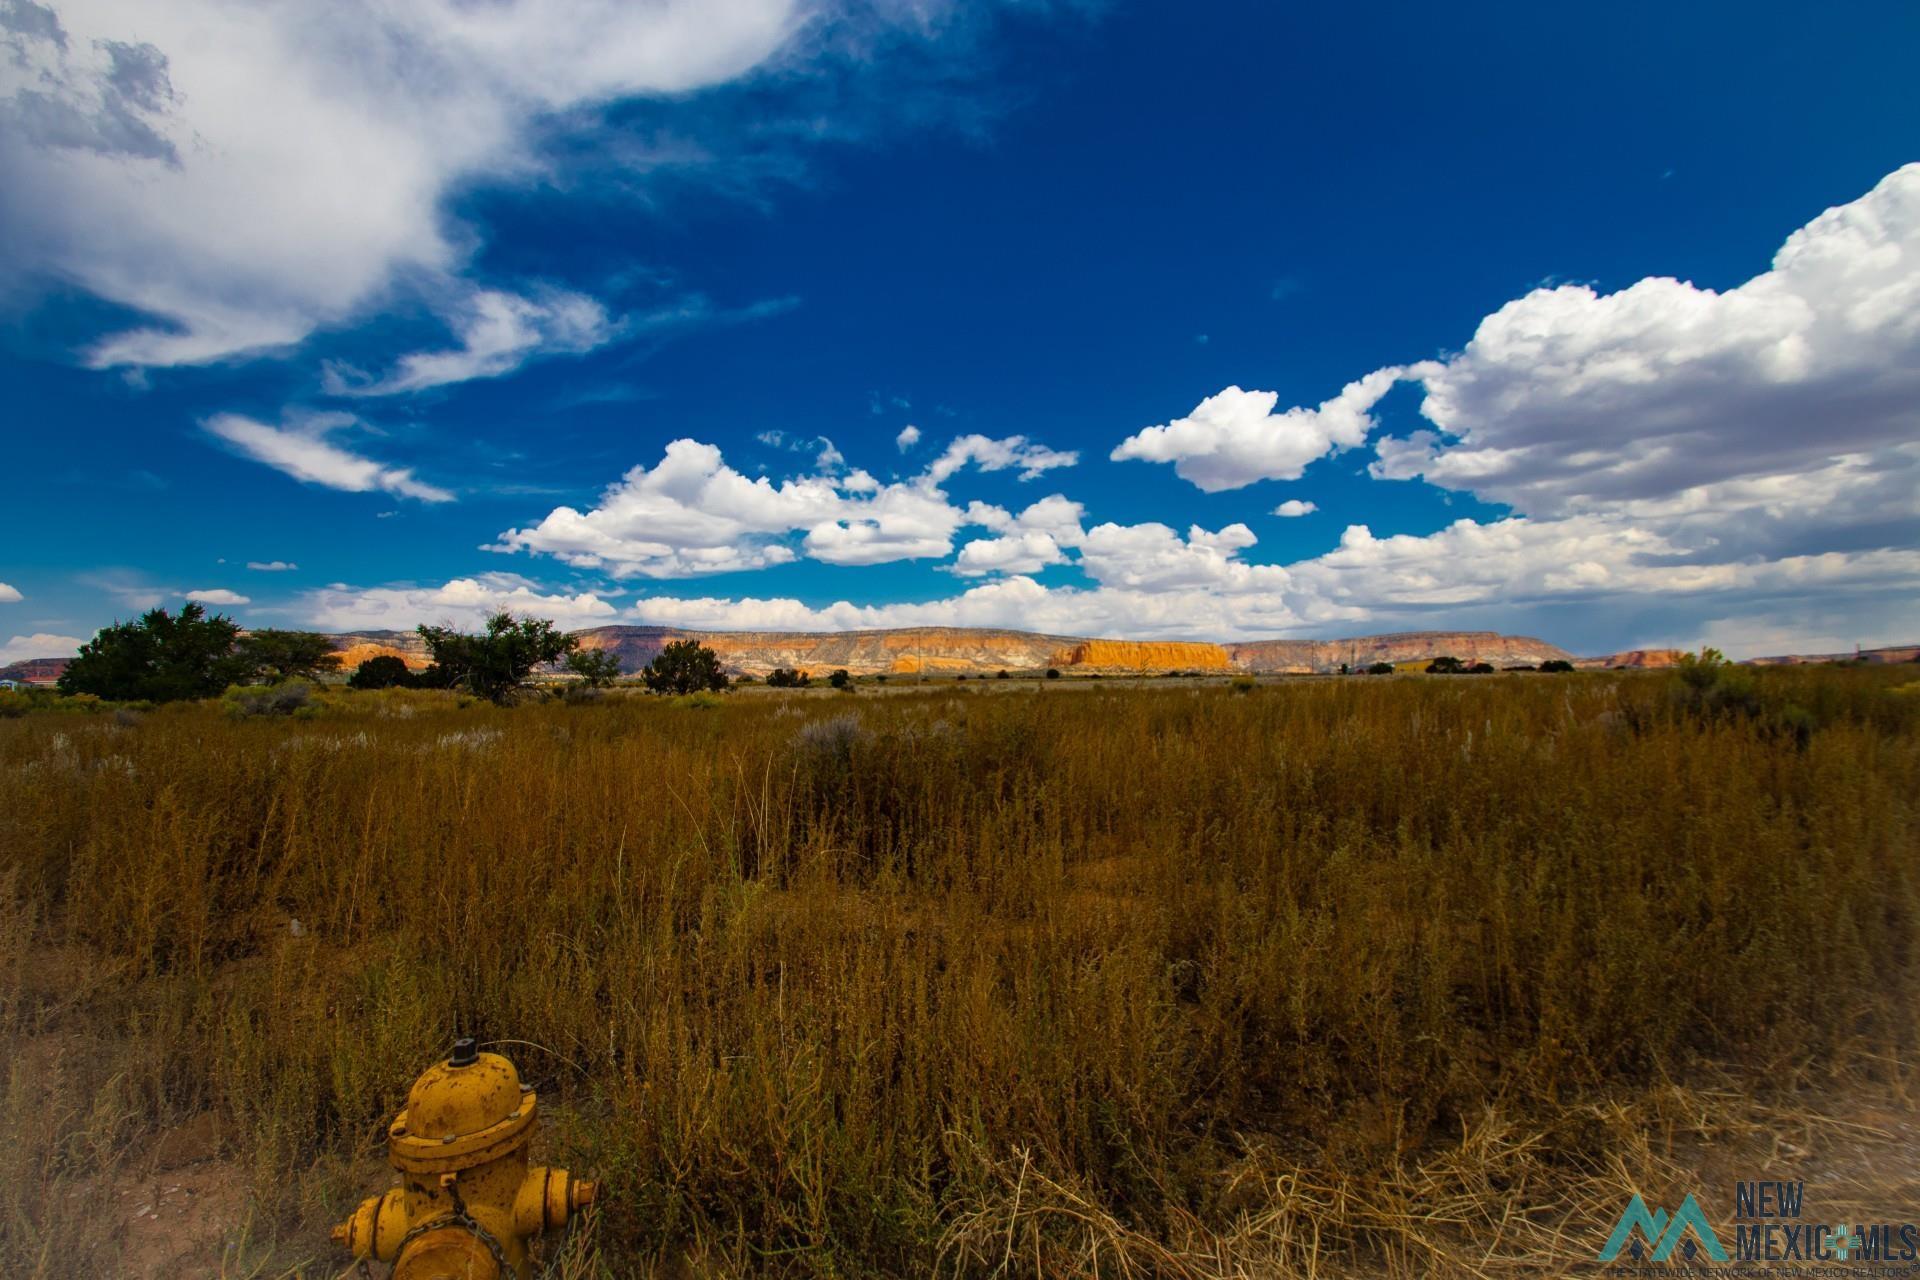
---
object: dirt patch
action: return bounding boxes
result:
[99,1158,252,1279]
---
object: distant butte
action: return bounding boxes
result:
[5,632,1915,687]
[315,625,1577,677]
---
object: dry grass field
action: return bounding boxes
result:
[2,667,1917,1277]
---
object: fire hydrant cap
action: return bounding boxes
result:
[387,1046,537,1172]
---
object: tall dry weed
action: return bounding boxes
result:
[0,668,1914,1275]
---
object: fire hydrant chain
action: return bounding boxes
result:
[330,1038,597,1280]
[392,1208,513,1279]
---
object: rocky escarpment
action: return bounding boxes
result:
[1574,649,1686,670]
[0,657,69,685]
[572,627,1569,676]
[1227,631,1574,674]
[574,626,1093,677]
[572,628,1244,677]
[10,627,1910,686]
[327,631,434,667]
[332,639,434,671]
[1745,644,1919,666]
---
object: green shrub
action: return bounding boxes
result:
[643,640,730,696]
[222,680,313,717]
[1671,648,1759,718]
[565,647,624,688]
[348,654,413,690]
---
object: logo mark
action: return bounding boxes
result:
[1599,1193,1729,1263]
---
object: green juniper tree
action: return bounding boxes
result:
[58,603,252,702]
[416,611,578,704]
[348,654,414,690]
[237,629,342,683]
[642,640,730,695]
[566,648,624,688]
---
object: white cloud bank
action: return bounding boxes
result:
[204,412,453,503]
[300,574,617,632]
[185,588,249,606]
[1,633,84,663]
[0,0,805,367]
[599,526,1920,651]
[309,505,1920,652]
[492,433,1081,578]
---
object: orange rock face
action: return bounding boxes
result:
[1048,639,1233,671]
[333,642,431,671]
[890,654,976,674]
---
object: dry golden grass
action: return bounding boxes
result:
[1,668,1917,1276]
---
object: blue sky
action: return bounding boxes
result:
[3,1,1918,660]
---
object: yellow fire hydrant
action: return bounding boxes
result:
[331,1038,596,1278]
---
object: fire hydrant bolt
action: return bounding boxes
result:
[330,1040,596,1280]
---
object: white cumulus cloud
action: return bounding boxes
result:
[953,531,1068,577]
[1111,370,1400,492]
[205,412,453,503]
[1077,522,1286,593]
[1368,162,1920,559]
[952,494,1088,576]
[186,588,249,606]
[0,582,20,603]
[1273,500,1317,517]
[246,561,297,572]
[925,434,1079,483]
[896,424,921,451]
[493,433,1079,578]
